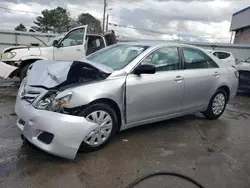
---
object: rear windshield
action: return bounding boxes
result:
[87,44,149,70]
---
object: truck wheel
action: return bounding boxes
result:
[19,64,31,82]
[78,103,119,152]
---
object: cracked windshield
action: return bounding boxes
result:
[1,0,250,188]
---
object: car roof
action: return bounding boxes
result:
[119,41,205,51]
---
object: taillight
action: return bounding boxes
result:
[234,71,239,78]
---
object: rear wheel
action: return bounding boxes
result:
[79,103,119,151]
[203,89,227,120]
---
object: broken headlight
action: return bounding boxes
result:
[1,52,16,59]
[35,93,72,112]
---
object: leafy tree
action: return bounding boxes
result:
[32,7,70,33]
[29,29,35,32]
[15,23,27,32]
[77,13,101,33]
[31,7,102,34]
[68,18,79,29]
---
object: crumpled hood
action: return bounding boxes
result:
[236,62,250,71]
[11,47,41,57]
[26,59,113,89]
[1,45,30,53]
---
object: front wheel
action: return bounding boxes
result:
[78,103,119,151]
[203,89,227,120]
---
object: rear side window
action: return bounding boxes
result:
[183,48,219,69]
[213,52,230,59]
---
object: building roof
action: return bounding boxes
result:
[233,6,250,16]
[230,6,250,31]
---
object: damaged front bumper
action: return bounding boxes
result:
[15,96,99,160]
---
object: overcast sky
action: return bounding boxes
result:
[1,0,249,42]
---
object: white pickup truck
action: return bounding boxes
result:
[0,25,116,80]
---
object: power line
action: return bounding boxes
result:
[0,4,91,15]
[0,6,41,14]
[109,14,229,39]
[109,22,173,35]
[109,22,230,41]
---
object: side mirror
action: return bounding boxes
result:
[134,64,156,75]
[53,40,59,47]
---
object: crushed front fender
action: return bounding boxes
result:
[0,61,18,79]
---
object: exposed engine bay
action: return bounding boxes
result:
[19,60,113,114]
[55,61,111,91]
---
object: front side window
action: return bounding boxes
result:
[87,44,149,70]
[46,35,63,46]
[141,47,181,72]
[59,28,85,47]
[183,48,218,69]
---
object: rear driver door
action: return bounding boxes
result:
[181,47,220,112]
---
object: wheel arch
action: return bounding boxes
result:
[217,85,230,102]
[18,58,46,76]
[19,58,45,68]
[86,98,122,131]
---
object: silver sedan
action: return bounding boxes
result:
[15,42,239,159]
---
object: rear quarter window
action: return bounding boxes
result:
[213,52,230,59]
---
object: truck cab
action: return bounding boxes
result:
[0,25,116,80]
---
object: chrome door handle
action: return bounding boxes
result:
[174,76,184,81]
[213,72,220,77]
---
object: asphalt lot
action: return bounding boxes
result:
[1,85,250,188]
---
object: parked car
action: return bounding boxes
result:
[236,56,250,90]
[0,25,116,80]
[15,42,239,159]
[208,50,236,66]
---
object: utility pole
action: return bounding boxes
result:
[106,14,109,31]
[102,0,107,33]
[177,33,181,43]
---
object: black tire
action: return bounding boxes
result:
[203,89,227,120]
[78,103,119,152]
[19,64,31,82]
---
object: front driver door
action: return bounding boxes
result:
[53,26,88,61]
[126,46,184,124]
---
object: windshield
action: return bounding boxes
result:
[46,35,64,46]
[86,44,149,70]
